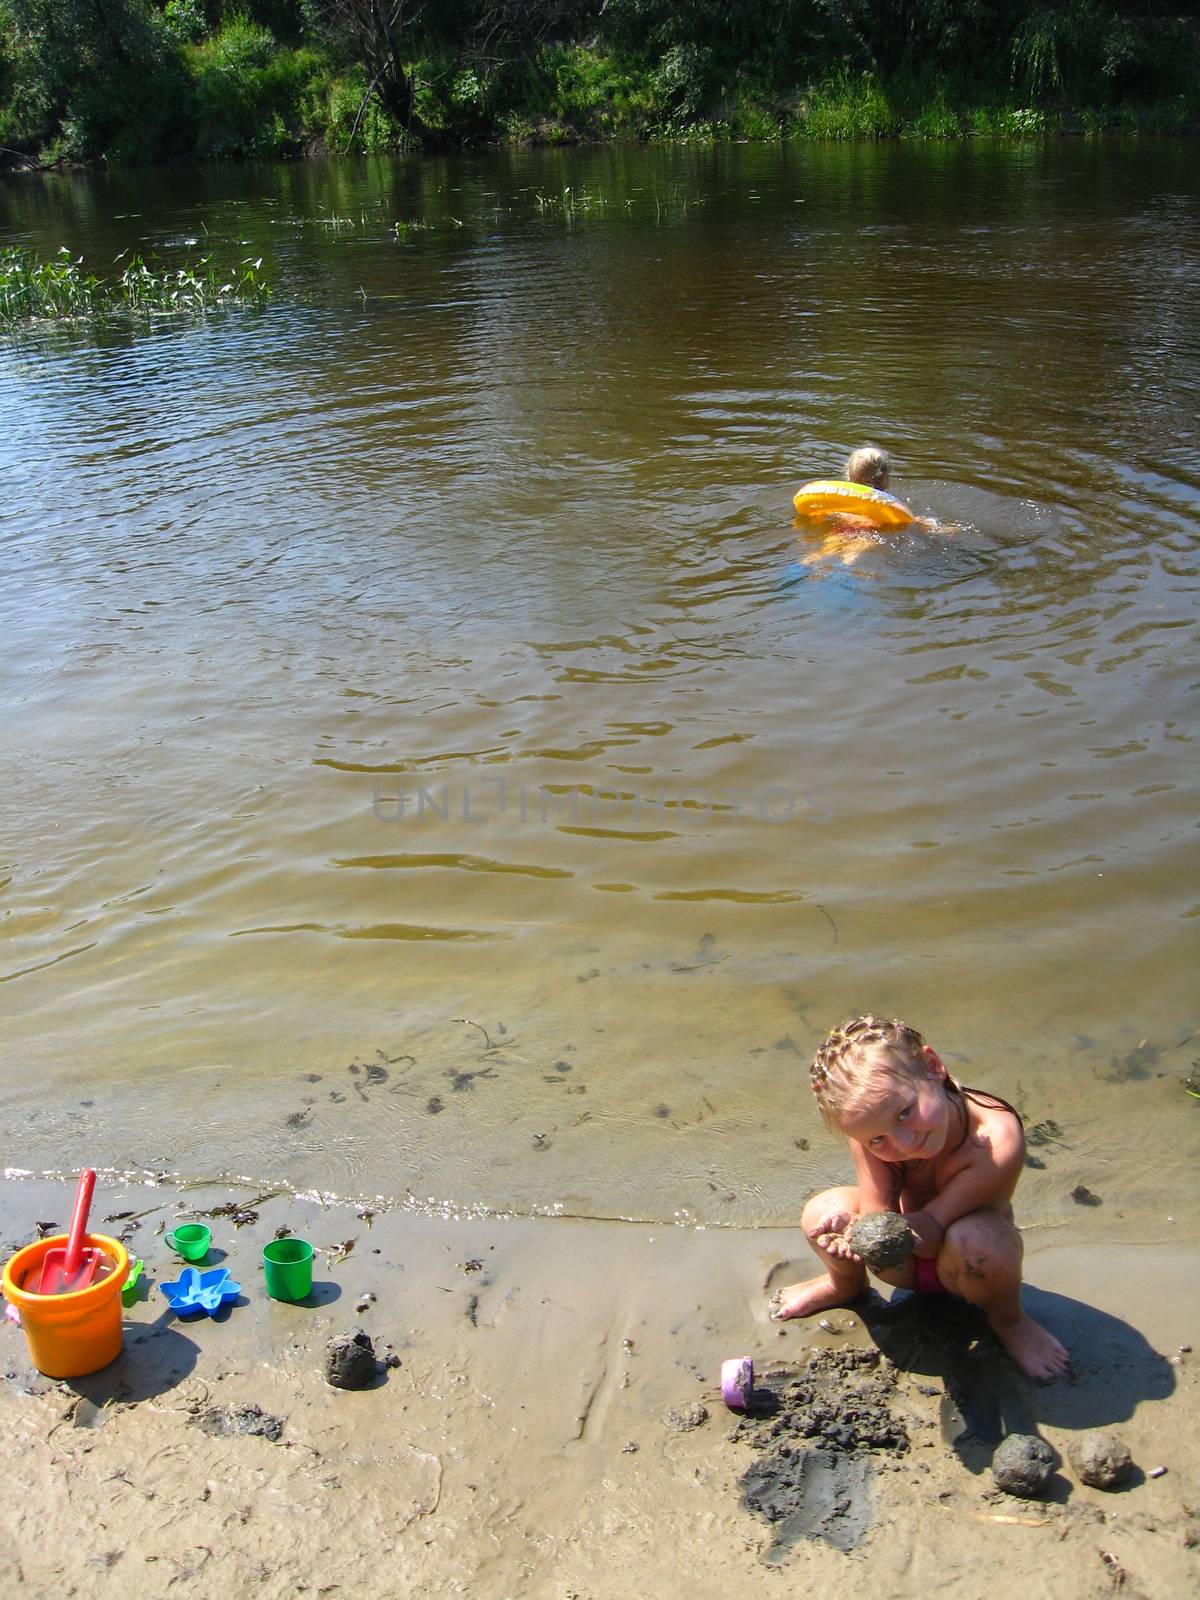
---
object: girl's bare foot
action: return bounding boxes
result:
[768,1272,856,1321]
[993,1313,1071,1383]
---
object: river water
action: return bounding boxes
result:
[2,141,1197,1231]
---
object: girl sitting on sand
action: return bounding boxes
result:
[769,1014,1070,1383]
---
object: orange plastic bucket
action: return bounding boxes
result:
[2,1234,129,1378]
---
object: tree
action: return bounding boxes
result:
[1,0,188,158]
[308,0,427,134]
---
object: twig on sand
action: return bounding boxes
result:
[171,1378,212,1413]
[103,1203,169,1224]
[972,1511,1051,1527]
[185,1190,284,1225]
[46,1397,82,1442]
[1099,1550,1127,1585]
[454,1017,496,1051]
[395,1448,443,1528]
[165,1547,214,1587]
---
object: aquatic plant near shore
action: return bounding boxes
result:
[0,246,102,320]
[0,246,271,325]
[533,185,609,217]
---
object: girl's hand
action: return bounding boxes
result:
[812,1207,863,1263]
[818,1230,864,1263]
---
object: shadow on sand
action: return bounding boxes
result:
[859,1281,1174,1491]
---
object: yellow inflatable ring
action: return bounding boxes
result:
[792,479,915,530]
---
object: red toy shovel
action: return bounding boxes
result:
[37,1168,103,1294]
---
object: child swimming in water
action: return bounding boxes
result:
[797,445,948,565]
[843,445,893,494]
[769,1014,1071,1383]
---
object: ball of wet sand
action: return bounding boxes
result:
[324,1327,377,1390]
[845,1211,915,1271]
[992,1434,1055,1498]
[1068,1430,1133,1490]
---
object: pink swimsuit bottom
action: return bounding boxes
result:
[913,1255,950,1296]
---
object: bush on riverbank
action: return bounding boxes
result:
[0,1,1197,166]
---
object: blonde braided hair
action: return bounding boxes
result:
[810,1014,929,1134]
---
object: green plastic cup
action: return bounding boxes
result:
[165,1224,211,1262]
[263,1238,313,1302]
[121,1258,144,1308]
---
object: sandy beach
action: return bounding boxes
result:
[2,1171,1196,1600]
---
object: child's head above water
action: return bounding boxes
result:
[810,1013,937,1134]
[843,446,891,491]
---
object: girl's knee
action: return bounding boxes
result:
[800,1186,860,1239]
[943,1212,1021,1281]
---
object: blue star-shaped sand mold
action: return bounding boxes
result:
[160,1266,241,1317]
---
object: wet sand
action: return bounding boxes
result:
[2,1174,1197,1599]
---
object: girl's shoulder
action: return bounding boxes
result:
[927,1089,1022,1185]
[962,1088,1024,1157]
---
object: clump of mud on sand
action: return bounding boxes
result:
[734,1347,909,1558]
[991,1433,1055,1498]
[1068,1429,1133,1489]
[324,1328,378,1390]
[846,1211,916,1270]
[192,1403,285,1442]
[664,1400,709,1433]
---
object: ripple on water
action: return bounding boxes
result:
[1,141,1198,1222]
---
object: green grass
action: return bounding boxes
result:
[732,98,783,141]
[0,246,271,325]
[795,74,898,140]
[969,105,1051,137]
